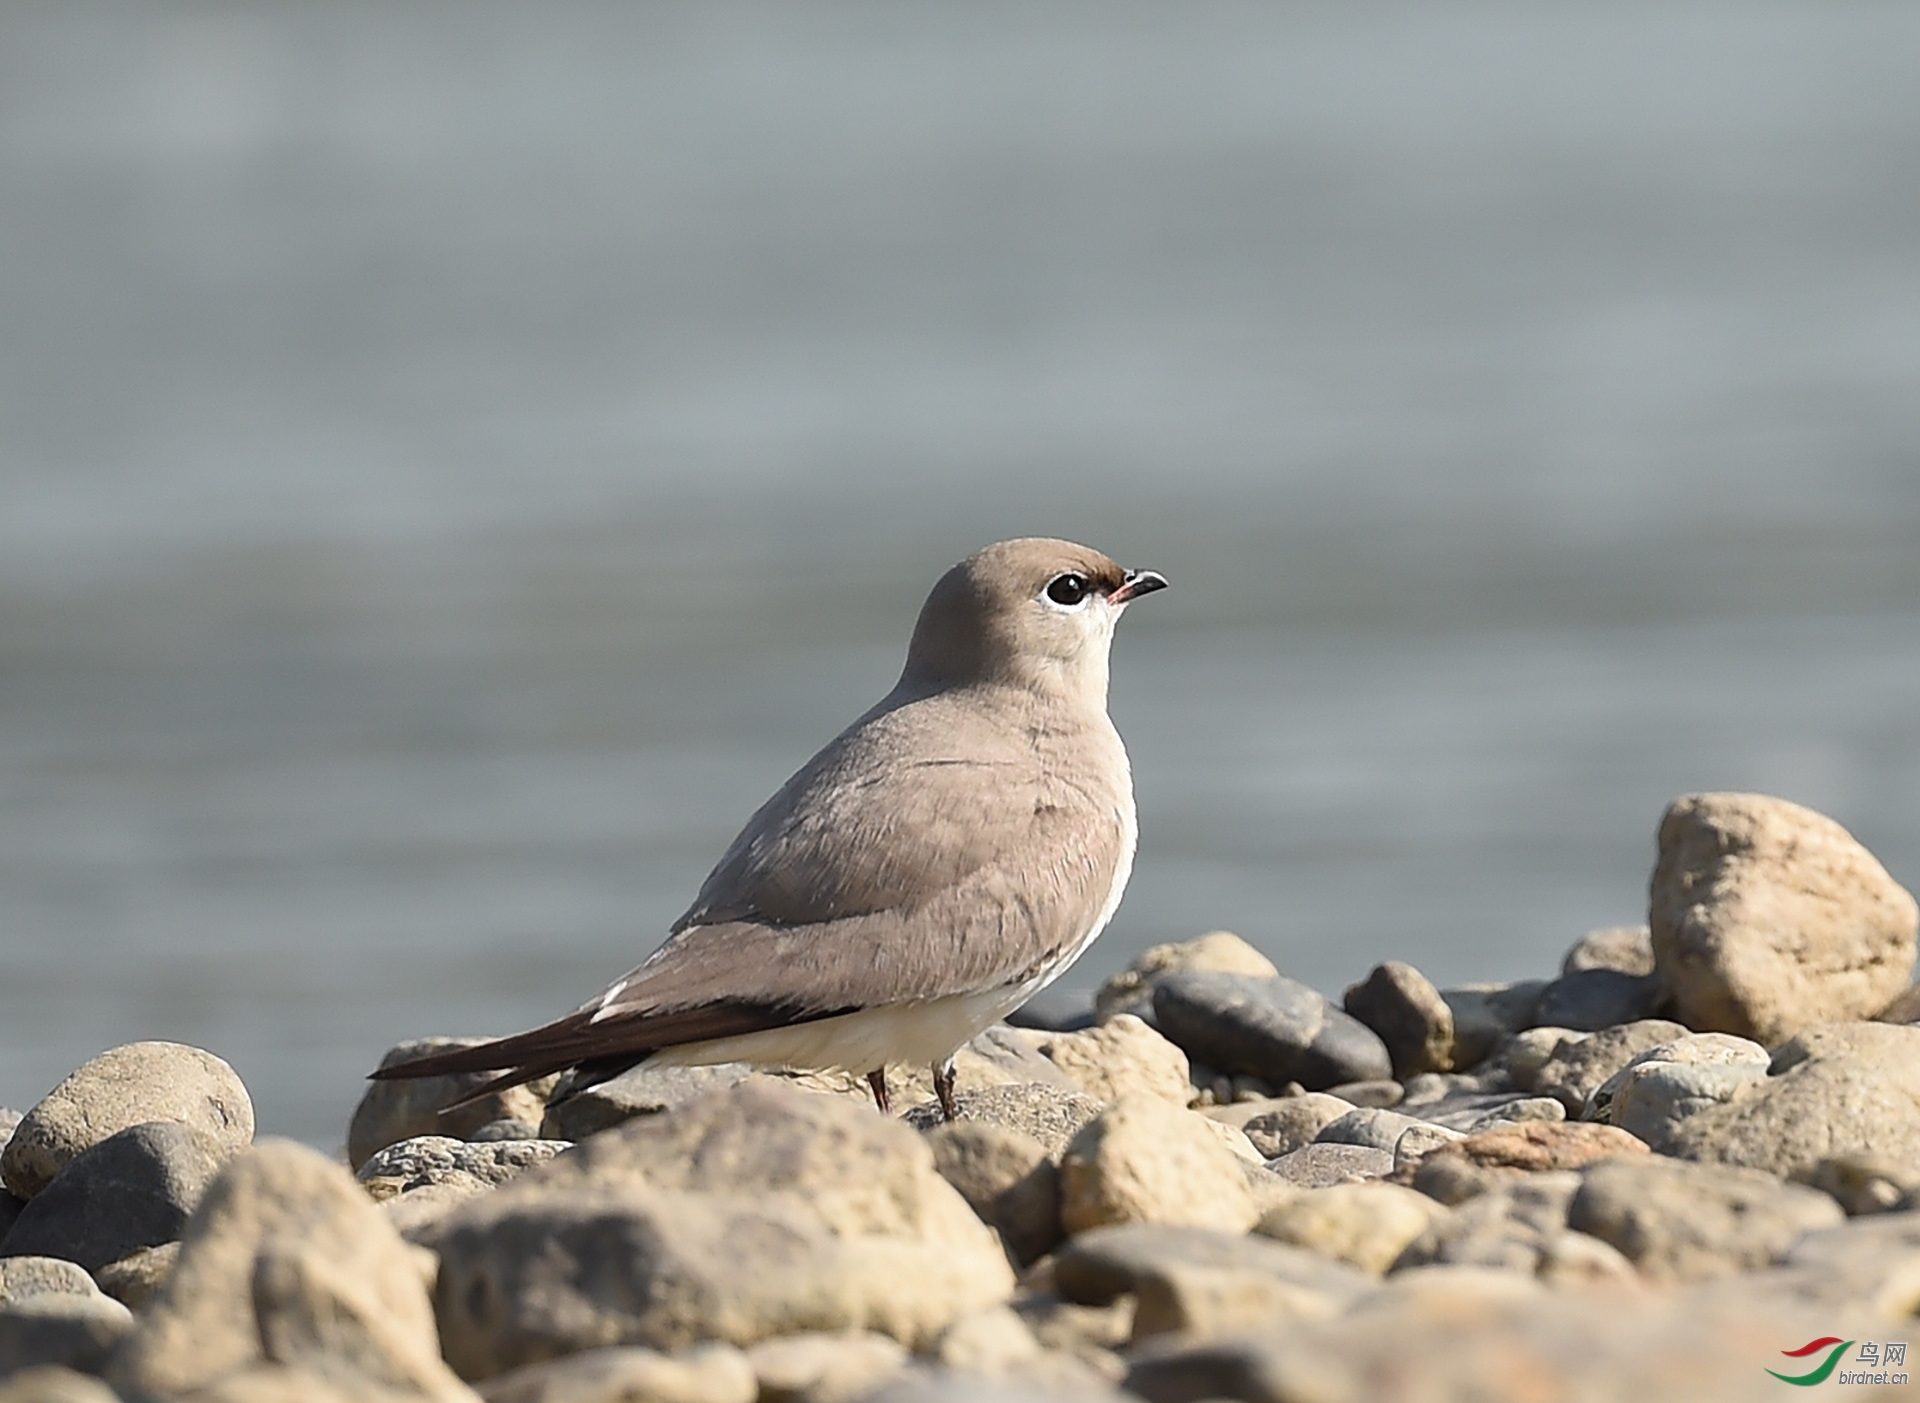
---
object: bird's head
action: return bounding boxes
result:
[900,537,1167,703]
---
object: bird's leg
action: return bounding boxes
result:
[866,1068,891,1115]
[933,1058,959,1121]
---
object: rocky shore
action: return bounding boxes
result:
[3,790,1919,1402]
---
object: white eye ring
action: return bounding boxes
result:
[1042,572,1093,609]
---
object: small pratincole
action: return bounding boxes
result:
[369,537,1166,1119]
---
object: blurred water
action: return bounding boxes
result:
[2,2,1918,1146]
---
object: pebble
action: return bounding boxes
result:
[1,1042,253,1201]
[430,1082,1014,1377]
[1650,790,1919,1043]
[1151,970,1391,1091]
[1532,968,1666,1031]
[1664,1020,1920,1178]
[1253,1181,1449,1274]
[1032,1015,1192,1107]
[1212,1093,1352,1158]
[1,1120,230,1273]
[1093,930,1278,1024]
[925,1120,1060,1265]
[349,1037,554,1171]
[1340,961,1454,1079]
[1439,979,1549,1069]
[474,1343,756,1403]
[0,1258,99,1305]
[0,1294,134,1379]
[1312,1107,1429,1153]
[1059,1095,1259,1234]
[746,1330,908,1403]
[1005,985,1098,1033]
[902,1083,1104,1156]
[1264,1143,1394,1188]
[1561,923,1657,976]
[1568,1154,1845,1282]
[1523,1018,1688,1114]
[537,1062,756,1140]
[105,1138,471,1402]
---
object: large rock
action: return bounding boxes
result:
[349,1039,553,1170]
[107,1138,476,1402]
[1,1120,230,1272]
[428,1082,1013,1377]
[1058,1096,1259,1235]
[1649,792,1919,1044]
[1151,972,1390,1091]
[1033,1017,1191,1107]
[1094,932,1277,1023]
[1664,1021,1920,1179]
[1568,1155,1843,1282]
[1341,962,1454,1079]
[1,1042,253,1200]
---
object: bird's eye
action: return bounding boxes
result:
[1045,572,1091,607]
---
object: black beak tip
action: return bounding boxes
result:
[1119,568,1168,601]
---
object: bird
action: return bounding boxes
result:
[369,537,1166,1120]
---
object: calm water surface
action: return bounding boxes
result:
[3,2,1919,1145]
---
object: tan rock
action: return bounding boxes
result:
[1035,1016,1190,1107]
[1253,1181,1449,1274]
[475,1344,756,1403]
[1059,1096,1258,1235]
[107,1138,476,1403]
[1093,932,1276,1022]
[1,1042,253,1200]
[1650,792,1919,1043]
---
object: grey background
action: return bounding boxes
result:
[3,2,1918,1146]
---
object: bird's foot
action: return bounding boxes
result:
[933,1058,958,1121]
[866,1068,891,1115]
